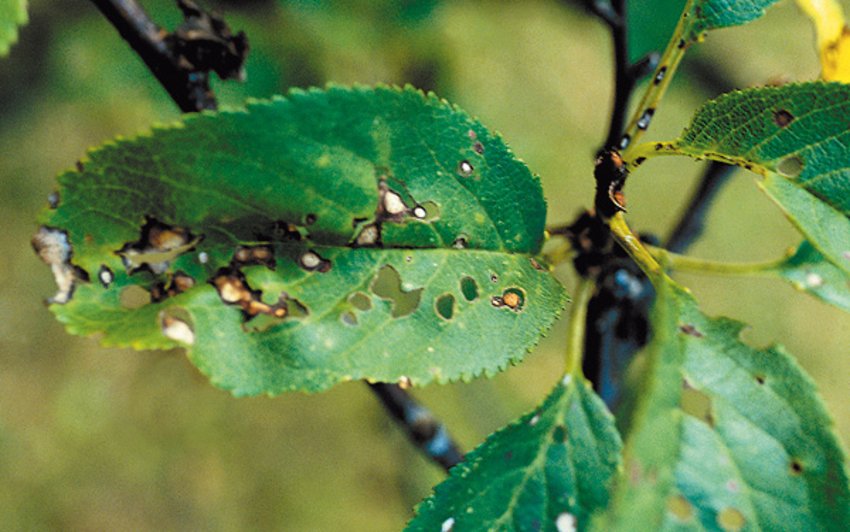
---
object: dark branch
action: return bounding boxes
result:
[369,383,463,472]
[665,161,735,253]
[90,0,248,113]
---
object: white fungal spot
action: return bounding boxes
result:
[529,414,541,426]
[198,251,209,264]
[383,189,407,215]
[413,206,427,219]
[556,512,577,532]
[160,314,195,345]
[356,224,380,246]
[805,272,824,288]
[441,517,455,532]
[98,266,114,288]
[300,251,322,270]
[458,160,474,176]
[561,374,573,387]
[32,227,79,304]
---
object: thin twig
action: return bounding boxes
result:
[90,0,248,112]
[369,383,463,472]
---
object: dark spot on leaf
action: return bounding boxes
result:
[299,250,331,272]
[452,235,468,249]
[457,160,474,177]
[777,155,804,177]
[234,245,275,269]
[655,143,663,151]
[435,294,455,320]
[667,495,693,521]
[790,459,804,475]
[98,265,114,288]
[755,374,766,385]
[489,273,499,283]
[473,141,484,154]
[349,292,372,311]
[261,220,302,242]
[341,311,358,326]
[305,213,317,225]
[120,285,150,309]
[679,324,703,337]
[370,265,422,318]
[460,276,478,301]
[654,66,667,84]
[773,109,794,127]
[211,268,295,321]
[503,450,513,462]
[717,507,746,532]
[681,381,713,426]
[75,160,84,172]
[634,157,646,166]
[529,258,545,271]
[552,425,568,443]
[677,39,686,49]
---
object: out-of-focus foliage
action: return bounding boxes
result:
[2,0,849,530]
[797,0,850,81]
[0,0,27,56]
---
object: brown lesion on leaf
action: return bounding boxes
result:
[117,217,202,275]
[773,109,794,127]
[31,226,90,304]
[159,307,195,345]
[151,271,196,302]
[211,267,306,322]
[790,458,804,475]
[233,244,275,269]
[299,249,332,273]
[679,323,704,338]
[352,176,434,248]
[491,287,526,312]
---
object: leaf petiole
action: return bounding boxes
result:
[564,279,594,377]
[647,246,792,276]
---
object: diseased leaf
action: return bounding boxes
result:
[662,82,850,275]
[594,277,850,530]
[406,376,621,532]
[797,0,850,82]
[34,86,566,395]
[0,0,26,56]
[683,0,782,40]
[776,241,850,313]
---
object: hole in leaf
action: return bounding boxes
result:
[717,508,746,532]
[552,424,568,443]
[452,235,469,249]
[457,160,474,177]
[460,276,478,301]
[117,217,202,275]
[435,294,455,320]
[159,307,194,345]
[120,285,150,309]
[370,265,423,318]
[790,458,804,475]
[777,155,804,178]
[681,380,714,426]
[667,494,693,521]
[341,311,358,326]
[773,109,794,127]
[349,292,372,311]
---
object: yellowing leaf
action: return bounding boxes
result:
[797,0,850,82]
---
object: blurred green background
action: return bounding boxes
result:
[1,0,848,529]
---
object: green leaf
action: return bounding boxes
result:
[777,241,850,313]
[627,0,685,62]
[0,0,26,56]
[34,85,566,395]
[406,376,621,532]
[665,82,850,275]
[594,277,850,530]
[684,0,782,40]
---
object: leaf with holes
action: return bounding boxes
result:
[406,376,621,532]
[0,0,26,56]
[32,85,566,395]
[776,241,850,313]
[593,276,850,531]
[650,82,850,276]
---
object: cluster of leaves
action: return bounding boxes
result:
[15,0,850,529]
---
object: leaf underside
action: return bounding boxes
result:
[0,0,26,56]
[407,376,621,532]
[595,277,850,530]
[670,82,850,276]
[36,86,566,395]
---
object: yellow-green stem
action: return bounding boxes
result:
[608,213,665,279]
[620,0,695,159]
[564,279,594,377]
[649,246,790,275]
